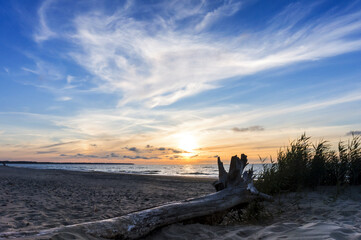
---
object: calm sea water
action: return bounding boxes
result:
[6,163,265,178]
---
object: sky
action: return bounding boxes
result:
[1,0,361,164]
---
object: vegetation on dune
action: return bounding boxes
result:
[255,133,361,195]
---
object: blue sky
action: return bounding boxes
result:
[1,0,361,164]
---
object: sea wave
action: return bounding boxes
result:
[180,172,211,175]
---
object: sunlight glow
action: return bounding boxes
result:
[177,133,199,156]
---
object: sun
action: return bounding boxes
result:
[177,133,198,155]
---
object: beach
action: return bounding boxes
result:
[1,166,361,239]
[0,166,214,237]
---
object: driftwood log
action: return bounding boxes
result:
[0,154,272,240]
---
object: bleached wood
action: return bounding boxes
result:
[213,157,228,191]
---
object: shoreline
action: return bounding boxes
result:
[1,161,134,165]
[2,165,218,180]
[3,163,227,178]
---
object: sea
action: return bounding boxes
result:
[6,163,265,178]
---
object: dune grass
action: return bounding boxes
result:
[255,133,361,195]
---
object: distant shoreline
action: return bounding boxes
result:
[1,161,134,165]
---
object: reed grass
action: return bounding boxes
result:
[255,134,361,194]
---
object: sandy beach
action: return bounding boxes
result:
[0,166,214,237]
[1,166,361,239]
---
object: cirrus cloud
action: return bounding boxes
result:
[34,0,361,108]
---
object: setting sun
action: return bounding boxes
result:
[177,133,199,155]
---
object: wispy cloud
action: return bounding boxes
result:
[34,0,56,42]
[126,147,139,152]
[61,1,361,108]
[125,145,185,154]
[108,152,120,158]
[232,125,264,132]
[146,146,184,154]
[41,141,78,149]
[195,1,242,31]
[60,153,101,159]
[57,96,72,101]
[21,57,63,82]
[22,67,39,74]
[36,150,57,154]
[123,155,159,160]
